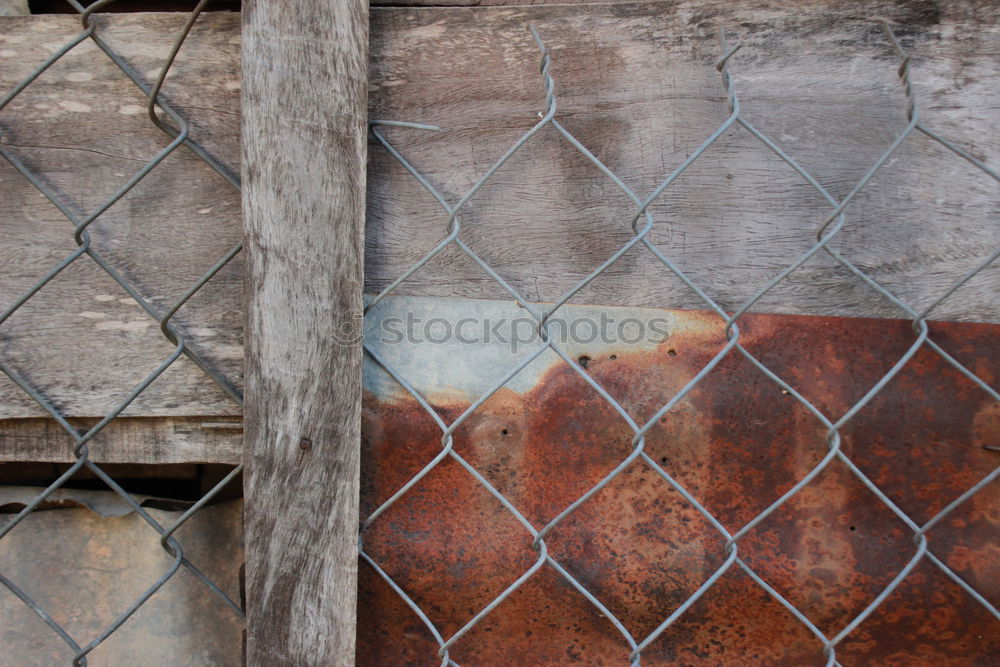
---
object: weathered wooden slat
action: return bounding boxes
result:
[241,0,368,662]
[0,416,242,463]
[364,1,998,322]
[0,12,243,423]
[1,2,997,452]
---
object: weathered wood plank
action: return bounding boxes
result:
[241,0,367,663]
[0,416,242,463]
[0,12,243,422]
[364,1,998,322]
[1,1,997,433]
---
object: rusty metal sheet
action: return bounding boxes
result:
[357,295,999,664]
[0,492,243,666]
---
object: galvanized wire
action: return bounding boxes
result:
[0,1,244,664]
[2,5,996,664]
[361,22,998,665]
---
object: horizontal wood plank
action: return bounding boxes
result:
[0,416,242,463]
[0,12,243,423]
[365,1,998,322]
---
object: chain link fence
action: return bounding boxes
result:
[359,22,999,666]
[0,2,243,664]
[1,2,997,665]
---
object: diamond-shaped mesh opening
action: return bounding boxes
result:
[447,566,633,664]
[838,133,1000,323]
[836,558,1000,664]
[545,465,729,639]
[0,258,233,418]
[446,354,636,526]
[454,127,643,305]
[840,334,999,524]
[362,456,540,639]
[0,42,182,211]
[357,558,443,663]
[918,482,1000,609]
[1,491,185,638]
[643,350,830,528]
[643,567,827,665]
[736,460,916,633]
[736,313,926,417]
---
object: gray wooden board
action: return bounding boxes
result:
[368,0,652,5]
[241,0,368,662]
[0,2,997,454]
[365,1,998,324]
[0,416,242,463]
[0,12,243,424]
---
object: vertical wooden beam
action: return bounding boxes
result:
[241,0,367,664]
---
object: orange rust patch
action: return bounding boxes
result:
[358,311,999,664]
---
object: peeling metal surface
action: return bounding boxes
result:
[358,297,999,664]
[0,486,193,518]
[0,494,243,666]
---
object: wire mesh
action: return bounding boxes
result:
[0,1,243,664]
[1,3,997,664]
[360,22,999,666]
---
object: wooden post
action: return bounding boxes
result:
[241,0,368,664]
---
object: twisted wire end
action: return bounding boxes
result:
[528,25,556,115]
[715,29,742,72]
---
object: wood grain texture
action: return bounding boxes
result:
[241,0,367,664]
[0,416,242,463]
[1,1,997,448]
[365,0,999,323]
[0,13,243,422]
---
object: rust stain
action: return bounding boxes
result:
[358,310,999,665]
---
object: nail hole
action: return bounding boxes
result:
[667,349,677,358]
[609,354,617,360]
[501,428,509,436]
[849,525,856,532]
[660,457,668,464]
[578,355,591,369]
